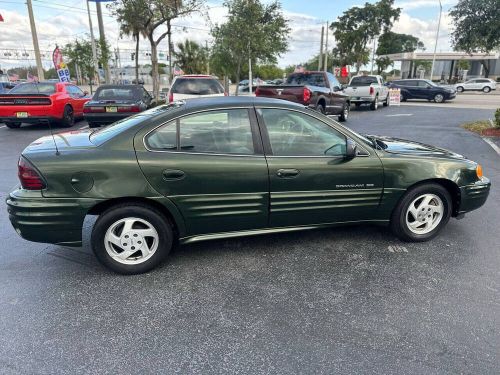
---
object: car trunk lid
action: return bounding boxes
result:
[25,129,95,152]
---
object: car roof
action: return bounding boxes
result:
[96,84,143,89]
[176,75,216,79]
[182,96,305,111]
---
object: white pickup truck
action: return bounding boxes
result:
[344,75,390,110]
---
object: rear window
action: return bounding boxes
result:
[349,76,378,86]
[171,78,224,95]
[8,83,56,94]
[94,87,140,100]
[286,73,326,86]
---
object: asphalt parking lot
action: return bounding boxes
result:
[0,101,499,374]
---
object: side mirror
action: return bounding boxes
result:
[345,138,357,159]
[333,85,341,92]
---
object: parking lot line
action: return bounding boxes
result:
[0,125,6,129]
[386,114,413,117]
[482,137,500,156]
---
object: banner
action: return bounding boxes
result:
[52,46,71,82]
[389,88,401,106]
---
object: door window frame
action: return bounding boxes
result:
[254,106,370,158]
[143,107,264,157]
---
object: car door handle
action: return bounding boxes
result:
[276,169,299,178]
[162,169,185,180]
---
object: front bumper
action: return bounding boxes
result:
[458,177,491,214]
[0,116,60,124]
[6,188,99,247]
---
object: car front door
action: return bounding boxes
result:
[326,72,344,113]
[135,108,269,236]
[257,107,384,227]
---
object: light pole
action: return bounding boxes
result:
[430,0,442,81]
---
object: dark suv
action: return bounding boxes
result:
[389,79,456,103]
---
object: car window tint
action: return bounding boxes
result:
[145,120,177,150]
[260,109,346,156]
[179,109,254,154]
[417,81,429,87]
[171,78,224,95]
[9,83,56,94]
[349,76,377,86]
[286,73,326,86]
[67,85,83,97]
[327,73,340,88]
[95,87,140,100]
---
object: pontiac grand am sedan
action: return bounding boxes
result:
[7,97,490,274]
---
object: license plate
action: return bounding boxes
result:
[16,112,28,118]
[106,107,117,113]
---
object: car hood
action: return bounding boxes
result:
[370,135,465,159]
[25,129,95,152]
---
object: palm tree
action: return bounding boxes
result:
[174,40,208,74]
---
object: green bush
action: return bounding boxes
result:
[495,108,500,128]
[496,77,500,83]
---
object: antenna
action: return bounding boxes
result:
[33,78,59,155]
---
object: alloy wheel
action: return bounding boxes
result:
[405,194,444,235]
[434,94,444,103]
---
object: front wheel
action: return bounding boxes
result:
[5,122,21,129]
[390,183,452,242]
[483,86,491,93]
[433,93,444,103]
[383,94,390,107]
[338,102,350,122]
[91,204,174,274]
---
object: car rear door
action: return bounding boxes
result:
[134,107,269,237]
[256,107,384,227]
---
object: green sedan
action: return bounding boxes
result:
[7,97,490,274]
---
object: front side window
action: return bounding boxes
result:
[260,109,346,156]
[146,109,255,155]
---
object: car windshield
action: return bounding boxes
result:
[171,78,224,95]
[89,103,185,145]
[286,73,325,86]
[94,87,141,100]
[8,83,56,94]
[349,76,378,86]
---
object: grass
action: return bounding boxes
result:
[461,120,495,134]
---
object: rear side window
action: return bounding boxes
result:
[9,83,56,94]
[286,73,326,86]
[349,76,377,86]
[171,78,224,95]
[146,109,255,155]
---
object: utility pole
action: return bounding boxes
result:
[248,42,252,95]
[96,1,111,84]
[318,25,324,71]
[205,41,210,75]
[430,0,442,81]
[323,21,329,72]
[370,37,376,74]
[86,0,100,88]
[26,0,44,81]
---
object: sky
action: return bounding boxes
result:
[0,0,458,71]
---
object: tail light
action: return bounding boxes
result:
[18,156,46,190]
[117,105,141,112]
[168,92,174,103]
[254,87,260,96]
[303,87,312,103]
[83,106,105,113]
[369,86,374,95]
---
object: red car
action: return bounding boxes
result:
[0,81,90,129]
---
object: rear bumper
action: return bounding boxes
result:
[6,188,100,247]
[83,112,132,125]
[458,177,491,214]
[0,116,60,124]
[349,96,375,103]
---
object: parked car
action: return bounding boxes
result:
[455,78,496,93]
[132,78,145,85]
[389,79,456,103]
[6,97,490,274]
[0,81,90,128]
[344,75,389,110]
[255,71,350,121]
[83,84,155,128]
[169,75,226,102]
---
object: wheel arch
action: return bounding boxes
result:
[87,196,186,237]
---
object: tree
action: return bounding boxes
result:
[375,31,425,73]
[173,40,207,74]
[111,0,204,98]
[449,0,500,77]
[330,0,401,73]
[211,0,290,95]
[109,0,148,84]
[254,64,283,80]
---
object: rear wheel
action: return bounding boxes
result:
[433,93,444,103]
[354,103,361,109]
[400,93,407,102]
[483,86,491,93]
[91,204,174,274]
[316,103,325,114]
[5,122,21,129]
[338,102,350,122]
[390,183,452,242]
[60,105,74,127]
[456,86,464,93]
[370,96,379,110]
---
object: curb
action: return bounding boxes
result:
[482,137,500,157]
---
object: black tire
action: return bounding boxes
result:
[456,86,464,93]
[400,93,407,102]
[390,183,452,242]
[60,105,74,128]
[316,103,326,114]
[383,94,390,107]
[354,103,361,109]
[91,204,174,274]
[433,93,445,103]
[370,96,379,110]
[5,122,21,129]
[338,102,350,122]
[482,86,491,93]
